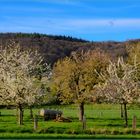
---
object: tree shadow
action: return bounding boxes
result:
[0,114,15,116]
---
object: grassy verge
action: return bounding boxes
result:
[0,133,140,139]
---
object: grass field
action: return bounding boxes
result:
[0,104,140,139]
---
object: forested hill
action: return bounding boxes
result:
[0,33,139,65]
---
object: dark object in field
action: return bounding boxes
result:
[39,109,62,121]
[54,115,72,122]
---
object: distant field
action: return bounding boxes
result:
[0,104,140,139]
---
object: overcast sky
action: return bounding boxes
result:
[0,0,140,41]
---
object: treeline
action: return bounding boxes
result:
[0,33,139,65]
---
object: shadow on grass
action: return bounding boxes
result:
[0,114,15,117]
[87,117,122,120]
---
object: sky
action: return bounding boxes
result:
[0,0,140,41]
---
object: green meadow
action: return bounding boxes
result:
[0,104,140,139]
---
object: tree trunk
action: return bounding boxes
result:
[120,104,124,118]
[79,102,84,121]
[124,103,128,127]
[29,106,33,119]
[16,106,18,122]
[18,104,23,125]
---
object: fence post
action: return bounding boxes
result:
[34,115,38,130]
[132,115,136,129]
[100,112,103,118]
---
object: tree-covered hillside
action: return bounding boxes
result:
[0,33,139,65]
